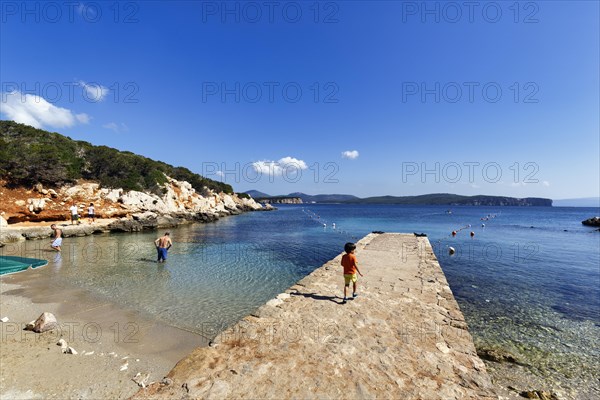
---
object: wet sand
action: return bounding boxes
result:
[0,265,206,399]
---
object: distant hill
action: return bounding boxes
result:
[244,190,271,199]
[0,120,233,194]
[244,190,552,206]
[354,194,552,206]
[553,197,600,207]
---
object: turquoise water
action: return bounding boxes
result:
[2,205,599,393]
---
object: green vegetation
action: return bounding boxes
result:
[355,194,552,206]
[248,191,552,206]
[0,120,233,194]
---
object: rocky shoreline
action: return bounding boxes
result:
[0,210,265,247]
[0,177,273,247]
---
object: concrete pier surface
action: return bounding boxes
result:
[135,233,497,399]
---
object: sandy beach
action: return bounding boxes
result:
[0,266,206,399]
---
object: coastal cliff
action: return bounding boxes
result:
[0,178,263,224]
[0,120,269,243]
[0,178,267,245]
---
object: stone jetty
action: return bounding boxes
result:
[134,233,497,399]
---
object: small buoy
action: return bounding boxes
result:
[470,231,475,237]
[332,223,336,229]
[449,247,455,255]
[481,223,485,228]
[451,231,457,237]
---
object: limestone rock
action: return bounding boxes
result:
[0,232,25,245]
[22,227,52,240]
[100,188,123,203]
[132,211,158,221]
[436,342,451,354]
[32,312,58,333]
[27,198,47,213]
[108,218,143,232]
[157,215,180,228]
[62,183,99,199]
[0,215,7,227]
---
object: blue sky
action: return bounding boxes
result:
[1,1,598,199]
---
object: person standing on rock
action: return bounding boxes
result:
[341,242,363,304]
[69,203,80,225]
[154,232,172,263]
[87,203,95,223]
[50,224,62,252]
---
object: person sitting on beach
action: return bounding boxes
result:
[69,203,80,225]
[341,242,363,304]
[88,203,95,223]
[154,232,172,263]
[50,224,62,252]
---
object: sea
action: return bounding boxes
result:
[2,204,599,395]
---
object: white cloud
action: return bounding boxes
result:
[1,91,90,129]
[252,156,308,176]
[342,150,359,160]
[543,181,550,187]
[76,114,91,124]
[216,170,225,177]
[102,122,129,133]
[78,81,109,102]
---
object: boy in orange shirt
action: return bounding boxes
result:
[341,242,363,304]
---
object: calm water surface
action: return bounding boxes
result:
[3,204,599,393]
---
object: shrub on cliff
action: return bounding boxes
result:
[0,120,233,194]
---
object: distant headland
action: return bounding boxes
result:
[245,190,553,207]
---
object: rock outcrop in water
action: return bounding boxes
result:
[581,216,600,227]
